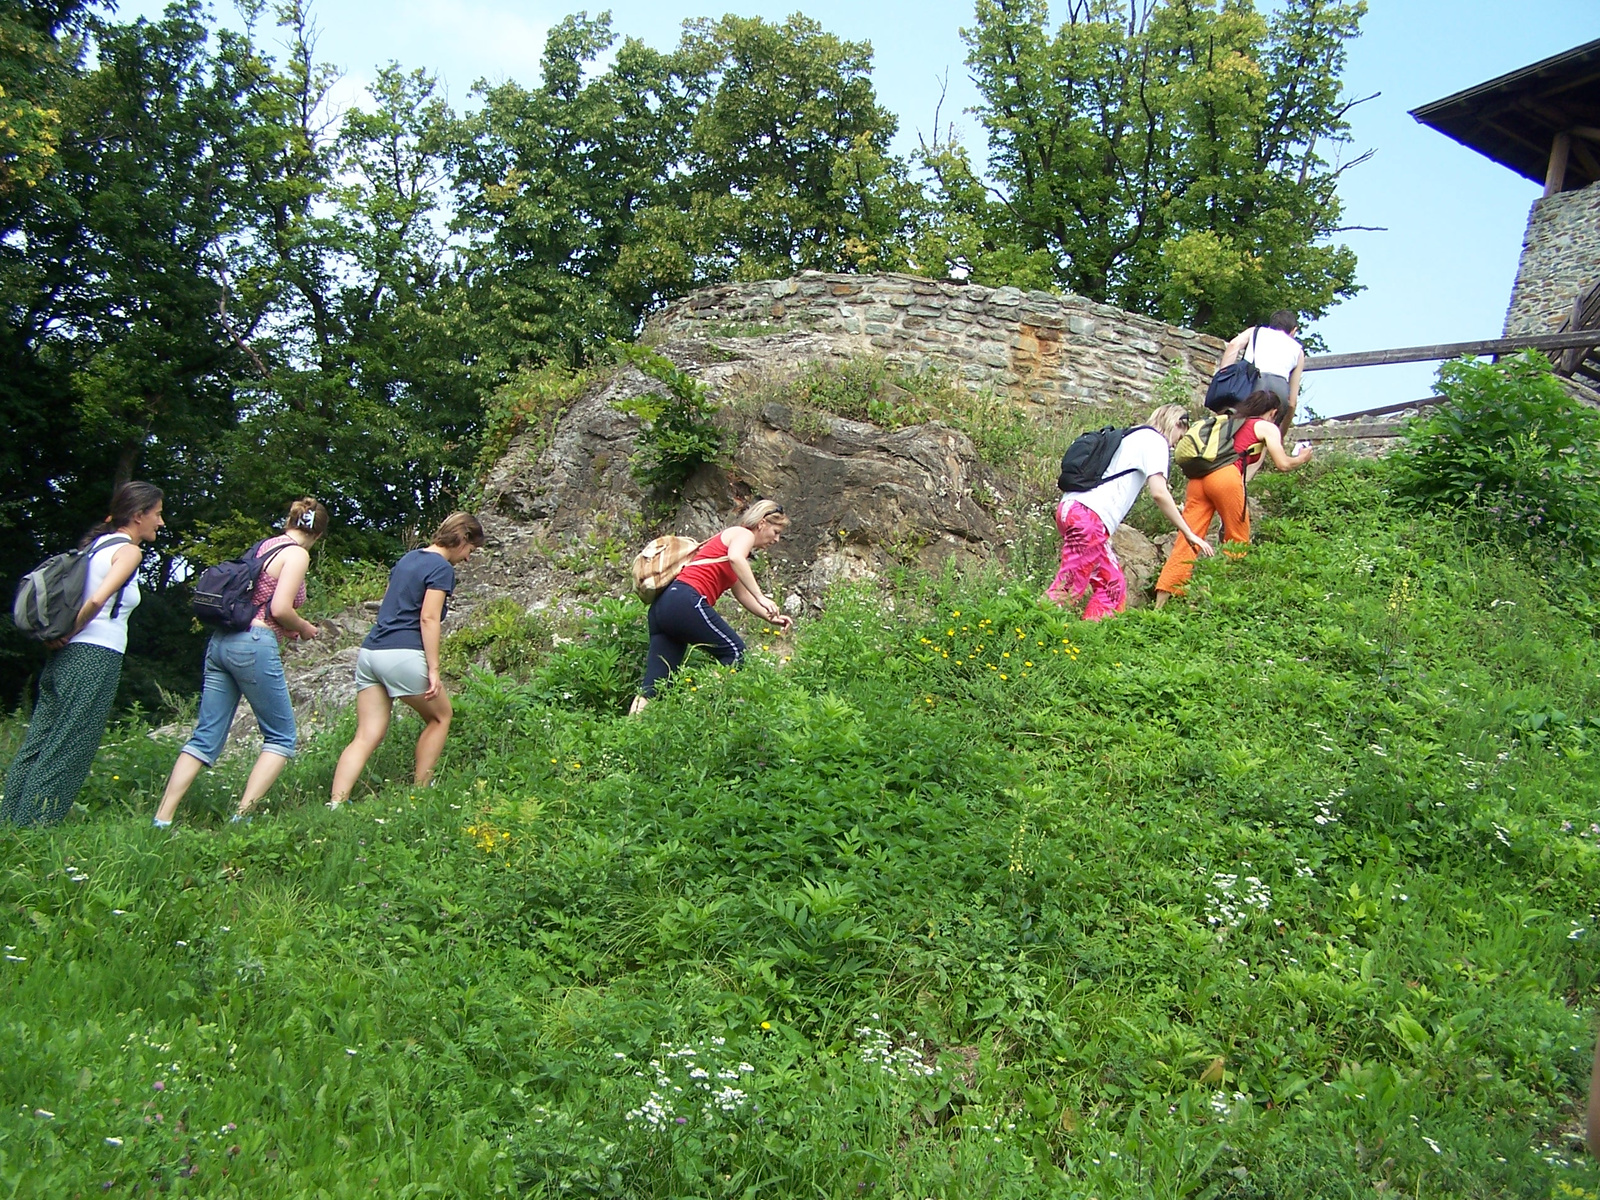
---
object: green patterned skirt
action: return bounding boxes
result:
[2,642,124,827]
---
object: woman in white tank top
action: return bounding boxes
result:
[3,482,165,827]
[1219,310,1305,420]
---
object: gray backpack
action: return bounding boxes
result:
[11,535,133,641]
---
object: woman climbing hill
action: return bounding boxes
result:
[328,512,485,807]
[1047,405,1214,620]
[3,482,164,827]
[1152,391,1312,608]
[153,498,328,826]
[630,500,793,714]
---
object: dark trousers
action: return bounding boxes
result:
[640,581,745,697]
[3,643,123,826]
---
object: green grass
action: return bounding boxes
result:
[4,459,1600,1197]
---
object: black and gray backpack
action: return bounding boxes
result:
[11,535,134,641]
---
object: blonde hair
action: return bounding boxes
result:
[284,497,330,539]
[432,511,486,549]
[735,499,790,531]
[1147,404,1191,442]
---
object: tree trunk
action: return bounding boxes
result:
[113,444,139,492]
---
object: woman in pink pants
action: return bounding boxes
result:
[1048,404,1214,620]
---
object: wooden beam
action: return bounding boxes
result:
[1306,330,1600,371]
[1482,117,1559,160]
[1574,125,1600,142]
[1560,287,1591,373]
[1546,130,1572,196]
[1305,396,1444,421]
[1297,422,1408,441]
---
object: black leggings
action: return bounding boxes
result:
[640,581,746,697]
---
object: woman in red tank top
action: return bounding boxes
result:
[630,500,793,713]
[1153,390,1312,607]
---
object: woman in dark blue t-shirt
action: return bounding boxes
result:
[328,512,485,806]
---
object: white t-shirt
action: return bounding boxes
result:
[1061,427,1171,538]
[70,534,140,654]
[1243,326,1303,379]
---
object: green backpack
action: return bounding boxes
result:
[1173,414,1247,479]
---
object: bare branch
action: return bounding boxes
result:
[216,289,269,378]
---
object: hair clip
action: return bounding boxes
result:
[298,508,317,529]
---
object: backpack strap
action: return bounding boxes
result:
[249,537,295,622]
[1095,425,1163,486]
[1244,326,1258,365]
[95,534,135,620]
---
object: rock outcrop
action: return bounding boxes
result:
[471,325,1165,611]
[470,332,1017,613]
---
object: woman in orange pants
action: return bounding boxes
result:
[1154,391,1311,606]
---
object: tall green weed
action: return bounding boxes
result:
[613,346,727,512]
[1390,352,1600,564]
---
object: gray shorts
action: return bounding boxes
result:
[354,646,430,698]
[1258,373,1291,401]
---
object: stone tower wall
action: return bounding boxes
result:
[646,271,1226,411]
[1505,180,1600,336]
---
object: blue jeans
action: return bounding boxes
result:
[182,627,297,764]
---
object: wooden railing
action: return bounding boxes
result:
[1305,329,1600,372]
[1557,278,1600,383]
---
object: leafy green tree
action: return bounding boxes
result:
[0,2,273,704]
[676,14,919,281]
[923,0,1365,335]
[218,4,483,550]
[452,11,920,369]
[0,2,479,704]
[452,12,697,369]
[0,0,84,197]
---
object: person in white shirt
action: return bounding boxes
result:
[1047,405,1214,620]
[2,481,164,827]
[1218,310,1305,422]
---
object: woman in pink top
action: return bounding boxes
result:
[153,498,329,826]
[629,500,793,714]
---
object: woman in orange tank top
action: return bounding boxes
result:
[630,500,793,714]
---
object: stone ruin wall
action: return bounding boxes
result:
[647,271,1226,413]
[1505,179,1600,336]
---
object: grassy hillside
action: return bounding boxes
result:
[4,457,1600,1198]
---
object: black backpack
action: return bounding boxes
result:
[1056,425,1155,493]
[1204,327,1261,412]
[191,539,290,631]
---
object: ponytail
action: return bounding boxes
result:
[284,497,330,540]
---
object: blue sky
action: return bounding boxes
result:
[124,0,1594,415]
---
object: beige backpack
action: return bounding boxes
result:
[631,536,728,604]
